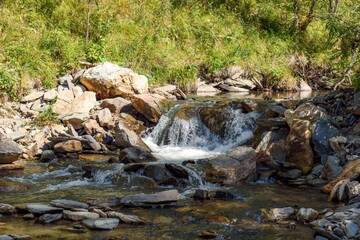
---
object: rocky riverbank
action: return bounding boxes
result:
[0,62,359,239]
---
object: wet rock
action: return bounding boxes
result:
[100,97,131,114]
[323,159,360,194]
[107,211,145,224]
[240,99,258,113]
[284,103,328,127]
[39,150,56,163]
[256,117,288,129]
[54,140,82,153]
[80,62,148,99]
[277,169,302,180]
[126,175,158,189]
[50,199,89,210]
[193,189,235,200]
[0,139,22,164]
[119,147,155,163]
[82,218,119,230]
[119,190,180,206]
[165,163,189,179]
[114,121,149,150]
[198,230,219,239]
[263,207,295,222]
[312,120,338,157]
[143,165,177,185]
[344,220,359,238]
[38,213,63,224]
[297,208,319,222]
[97,108,114,129]
[285,119,314,174]
[63,210,99,221]
[329,136,347,153]
[322,156,342,180]
[0,236,13,240]
[26,203,62,215]
[21,91,44,103]
[0,203,16,215]
[201,146,256,185]
[131,94,165,123]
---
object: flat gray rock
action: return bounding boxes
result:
[63,210,99,221]
[82,218,119,230]
[120,190,180,206]
[38,213,63,224]
[26,203,62,215]
[0,139,22,164]
[50,199,89,210]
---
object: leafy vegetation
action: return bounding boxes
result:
[0,0,359,97]
[33,106,59,126]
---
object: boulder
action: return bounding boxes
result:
[21,91,44,103]
[200,146,256,185]
[107,211,145,224]
[119,147,156,163]
[0,203,16,214]
[323,159,360,193]
[38,213,63,224]
[297,208,319,222]
[54,140,82,153]
[131,94,165,123]
[82,119,105,135]
[63,210,99,221]
[263,207,295,222]
[50,199,89,210]
[312,120,338,157]
[80,62,148,99]
[60,112,89,130]
[54,91,96,117]
[96,108,114,128]
[285,119,314,174]
[217,84,250,92]
[299,80,312,92]
[100,97,131,114]
[284,103,328,127]
[322,156,343,180]
[143,165,177,185]
[43,89,58,102]
[39,150,56,162]
[82,218,119,230]
[26,203,62,215]
[0,139,22,164]
[114,121,149,150]
[119,190,180,206]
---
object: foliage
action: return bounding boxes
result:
[0,0,359,97]
[33,106,59,127]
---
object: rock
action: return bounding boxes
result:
[285,119,314,174]
[0,139,22,164]
[72,86,84,98]
[0,236,13,240]
[198,230,219,239]
[43,89,58,101]
[60,112,89,130]
[297,208,319,222]
[54,91,96,117]
[143,165,176,185]
[0,203,16,214]
[165,163,189,179]
[82,119,105,135]
[323,159,360,193]
[82,218,119,230]
[119,190,180,206]
[54,140,82,153]
[21,91,44,103]
[299,80,312,92]
[217,84,250,92]
[131,94,165,123]
[107,211,145,224]
[263,207,295,222]
[284,103,328,127]
[114,121,149,150]
[345,220,359,238]
[96,108,114,128]
[80,62,148,99]
[214,66,256,89]
[322,156,342,180]
[126,175,158,189]
[26,203,62,215]
[63,210,99,221]
[329,136,347,153]
[119,147,156,163]
[38,213,63,224]
[90,208,107,218]
[201,146,256,185]
[50,199,89,210]
[193,189,235,200]
[131,75,148,94]
[196,83,220,95]
[82,135,102,151]
[277,169,302,180]
[52,89,74,114]
[39,150,56,162]
[153,85,177,94]
[100,97,131,114]
[312,120,338,157]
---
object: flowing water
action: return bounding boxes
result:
[0,94,334,240]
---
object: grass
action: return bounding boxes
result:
[0,0,359,98]
[33,106,60,127]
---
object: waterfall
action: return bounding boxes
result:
[143,101,259,161]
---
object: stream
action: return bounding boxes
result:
[0,92,334,240]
